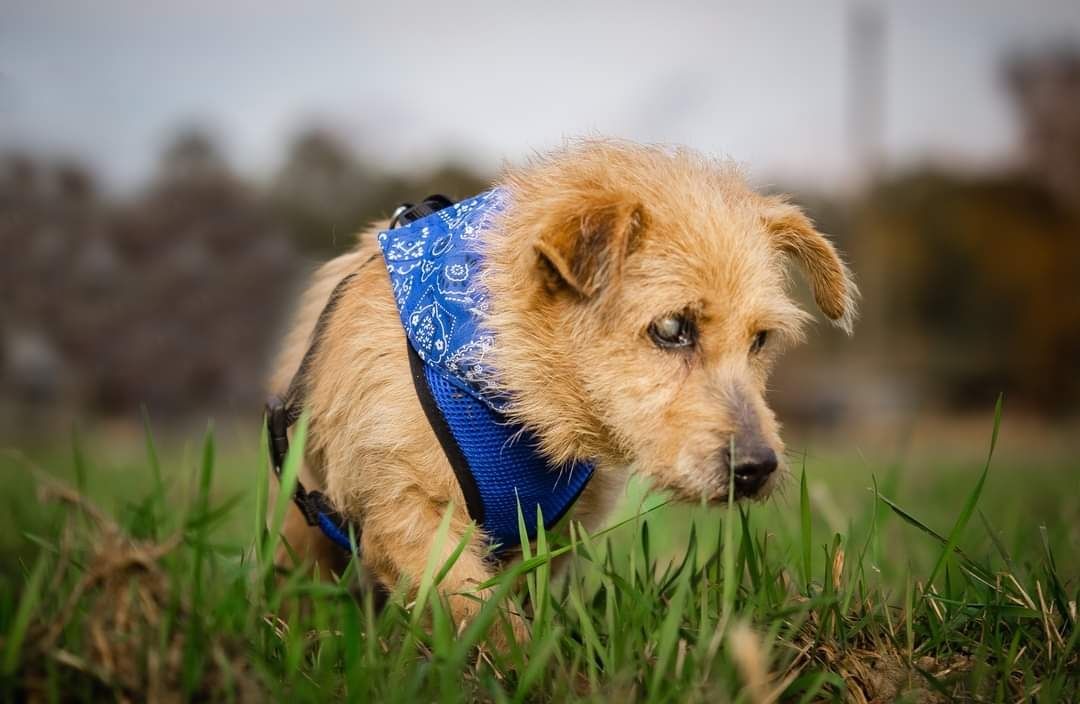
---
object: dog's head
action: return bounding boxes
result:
[487,140,857,503]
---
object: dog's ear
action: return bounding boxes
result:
[762,197,858,333]
[534,200,646,298]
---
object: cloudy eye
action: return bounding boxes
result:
[750,330,769,355]
[648,313,697,349]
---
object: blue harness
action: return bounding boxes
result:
[266,191,594,554]
[377,189,595,549]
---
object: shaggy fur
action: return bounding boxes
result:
[267,139,858,641]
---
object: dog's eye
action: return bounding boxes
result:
[750,330,769,354]
[649,313,697,349]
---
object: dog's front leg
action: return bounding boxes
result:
[358,489,530,648]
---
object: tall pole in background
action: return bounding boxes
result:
[848,1,886,184]
[846,1,888,389]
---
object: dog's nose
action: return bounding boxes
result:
[728,446,778,495]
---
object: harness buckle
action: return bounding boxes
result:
[389,202,415,229]
[389,195,455,230]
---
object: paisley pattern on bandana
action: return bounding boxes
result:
[377,189,510,412]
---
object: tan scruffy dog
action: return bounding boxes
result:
[267,139,857,640]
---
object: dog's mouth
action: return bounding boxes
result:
[706,464,783,503]
[660,474,778,506]
[706,485,769,504]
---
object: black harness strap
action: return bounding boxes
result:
[265,271,361,543]
[406,342,485,524]
[266,195,458,551]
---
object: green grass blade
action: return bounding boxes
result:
[722,439,738,614]
[262,411,308,576]
[410,501,456,628]
[649,571,690,697]
[512,625,561,703]
[253,419,270,566]
[140,405,164,494]
[190,425,216,610]
[1039,524,1073,629]
[977,508,1015,574]
[800,461,812,589]
[2,553,48,676]
[476,499,674,591]
[445,573,518,670]
[534,507,550,633]
[925,394,1001,588]
[874,491,996,590]
[432,521,476,588]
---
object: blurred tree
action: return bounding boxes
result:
[95,129,299,417]
[271,127,490,254]
[0,127,492,432]
[270,128,376,253]
[1006,46,1080,211]
[0,153,105,424]
[156,129,233,191]
[860,170,1080,413]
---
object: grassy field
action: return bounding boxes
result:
[0,400,1076,702]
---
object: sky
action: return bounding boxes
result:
[2,0,1079,193]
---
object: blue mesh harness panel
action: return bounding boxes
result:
[377,190,595,549]
[423,362,593,547]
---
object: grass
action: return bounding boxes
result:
[0,399,1076,702]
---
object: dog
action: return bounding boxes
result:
[266,139,857,642]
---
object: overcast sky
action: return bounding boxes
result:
[2,0,1079,193]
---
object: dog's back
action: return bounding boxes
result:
[269,241,382,395]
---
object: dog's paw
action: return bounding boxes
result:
[478,608,531,658]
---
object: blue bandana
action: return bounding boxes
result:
[377,189,595,549]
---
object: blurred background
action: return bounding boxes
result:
[1,0,1079,458]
